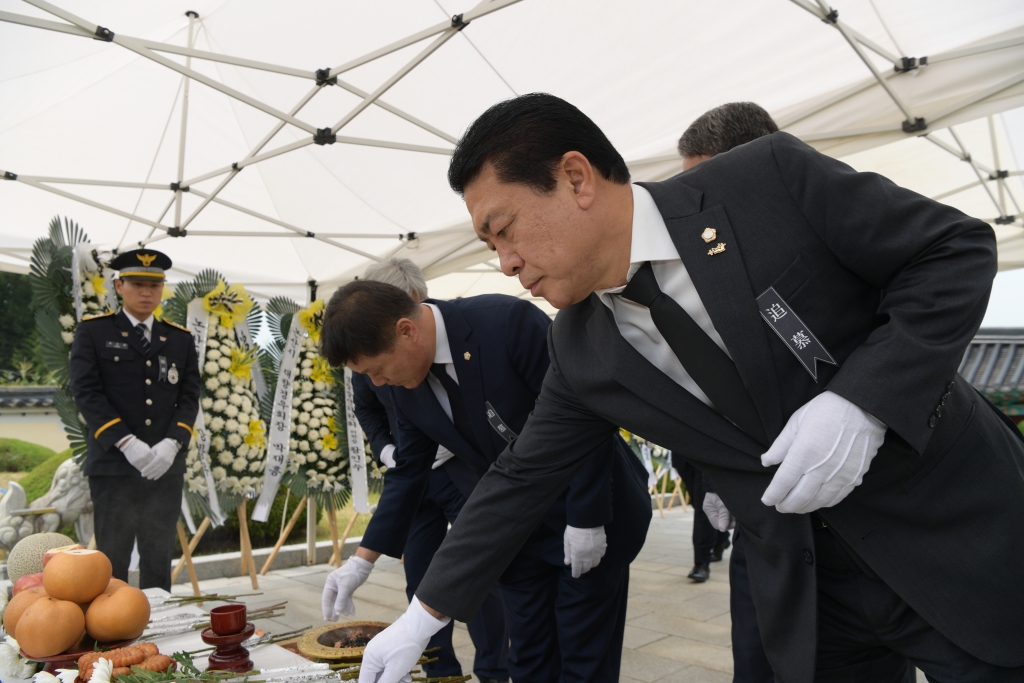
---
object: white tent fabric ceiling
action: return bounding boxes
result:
[1,0,1023,307]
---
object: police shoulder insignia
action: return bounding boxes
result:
[160,318,192,334]
[82,310,116,321]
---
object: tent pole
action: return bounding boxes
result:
[928,71,1024,129]
[174,11,197,232]
[948,128,1006,218]
[989,116,1007,216]
[14,177,169,232]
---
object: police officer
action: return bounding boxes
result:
[70,248,200,591]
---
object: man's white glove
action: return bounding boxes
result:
[563,525,607,578]
[431,445,455,470]
[358,596,449,683]
[118,435,154,474]
[322,556,374,621]
[761,391,886,514]
[140,438,179,480]
[379,444,397,469]
[702,493,735,532]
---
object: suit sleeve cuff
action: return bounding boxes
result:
[168,421,195,449]
[95,418,131,450]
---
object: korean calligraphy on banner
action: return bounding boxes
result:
[344,367,369,513]
[185,298,226,526]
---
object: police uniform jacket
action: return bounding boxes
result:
[416,132,1024,683]
[71,310,201,477]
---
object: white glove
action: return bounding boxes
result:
[761,391,886,514]
[322,556,374,621]
[358,596,449,683]
[118,435,154,474]
[140,438,179,480]
[702,492,735,532]
[379,444,397,469]
[563,525,607,578]
[431,445,455,470]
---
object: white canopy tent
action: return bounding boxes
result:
[1,0,1022,310]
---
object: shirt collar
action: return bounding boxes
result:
[122,309,154,331]
[424,303,453,365]
[595,184,681,296]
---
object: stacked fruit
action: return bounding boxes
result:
[3,542,151,659]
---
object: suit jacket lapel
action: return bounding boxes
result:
[149,320,169,357]
[639,179,785,439]
[586,298,763,457]
[116,311,149,357]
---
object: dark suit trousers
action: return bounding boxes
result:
[813,526,1024,682]
[498,523,630,683]
[402,467,509,680]
[729,530,774,683]
[89,470,183,591]
[680,465,728,566]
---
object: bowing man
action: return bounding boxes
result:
[356,93,1024,683]
[320,282,651,682]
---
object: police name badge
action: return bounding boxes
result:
[756,287,837,382]
[168,364,179,385]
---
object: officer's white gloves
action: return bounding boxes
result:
[379,444,397,469]
[702,493,735,532]
[563,525,607,578]
[358,596,449,683]
[322,556,374,621]
[140,438,179,480]
[761,391,886,514]
[118,435,154,474]
[431,445,455,470]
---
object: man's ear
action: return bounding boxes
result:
[560,152,597,210]
[114,278,125,295]
[395,317,418,343]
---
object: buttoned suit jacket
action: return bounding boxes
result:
[352,372,396,466]
[416,132,1024,683]
[71,310,201,477]
[359,295,651,566]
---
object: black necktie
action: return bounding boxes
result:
[431,363,482,453]
[135,323,150,353]
[620,261,767,445]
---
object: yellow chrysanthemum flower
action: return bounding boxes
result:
[203,279,254,327]
[298,299,325,342]
[244,419,267,450]
[90,272,108,298]
[228,346,258,381]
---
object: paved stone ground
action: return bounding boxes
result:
[175,505,927,682]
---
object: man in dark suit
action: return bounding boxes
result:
[322,258,509,683]
[70,248,200,590]
[320,283,651,682]
[355,94,1024,683]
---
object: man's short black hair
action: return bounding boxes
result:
[677,102,779,159]
[448,93,631,195]
[320,280,419,367]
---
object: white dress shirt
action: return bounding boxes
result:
[594,184,729,407]
[123,309,154,342]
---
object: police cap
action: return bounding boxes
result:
[111,249,171,282]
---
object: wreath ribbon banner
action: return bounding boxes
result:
[344,367,369,513]
[234,320,268,402]
[186,298,227,527]
[71,244,84,321]
[252,318,304,522]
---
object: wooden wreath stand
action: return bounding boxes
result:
[257,495,362,574]
[172,500,259,593]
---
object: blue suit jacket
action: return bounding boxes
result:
[360,295,650,564]
[352,372,395,466]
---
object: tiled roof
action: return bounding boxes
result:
[959,328,1024,394]
[0,386,56,408]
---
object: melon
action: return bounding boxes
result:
[12,572,43,595]
[42,543,84,567]
[2,587,47,638]
[7,533,75,583]
[85,586,150,642]
[15,598,85,658]
[43,549,112,604]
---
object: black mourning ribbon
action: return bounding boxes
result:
[135,323,151,353]
[619,262,768,446]
[431,363,482,453]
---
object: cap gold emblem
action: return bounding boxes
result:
[708,242,727,256]
[137,253,157,266]
[701,228,717,243]
[463,352,472,361]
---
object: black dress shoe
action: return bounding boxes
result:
[688,564,710,582]
[711,537,731,562]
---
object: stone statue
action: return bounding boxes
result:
[0,458,93,551]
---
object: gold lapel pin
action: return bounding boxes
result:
[708,242,726,256]
[121,331,129,337]
[701,228,717,243]
[159,336,167,342]
[464,351,472,361]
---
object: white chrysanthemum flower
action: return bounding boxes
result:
[241,397,253,412]
[291,410,300,422]
[219,325,232,338]
[207,338,220,348]
[317,459,327,469]
[205,377,220,391]
[82,281,95,296]
[212,466,227,479]
[289,438,298,450]
[299,441,310,452]
[314,440,324,451]
[206,348,222,361]
[237,412,249,425]
[215,386,230,399]
[250,460,263,472]
[217,370,231,384]
[311,408,324,418]
[294,454,307,465]
[204,361,219,375]
[232,456,247,471]
[314,380,327,391]
[237,444,250,458]
[225,419,239,433]
[58,313,75,329]
[210,416,225,431]
[302,381,313,392]
[292,397,302,407]
[296,424,308,436]
[237,424,249,438]
[302,401,314,412]
[218,452,234,465]
[224,405,239,418]
[300,367,313,378]
[298,413,310,424]
[320,426,330,437]
[212,435,225,449]
[309,418,321,430]
[217,356,232,370]
[306,468,318,478]
[301,359,312,368]
[213,399,228,412]
[317,472,328,482]
[328,466,340,475]
[227,433,242,448]
[228,392,243,406]
[60,331,75,344]
[202,397,214,410]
